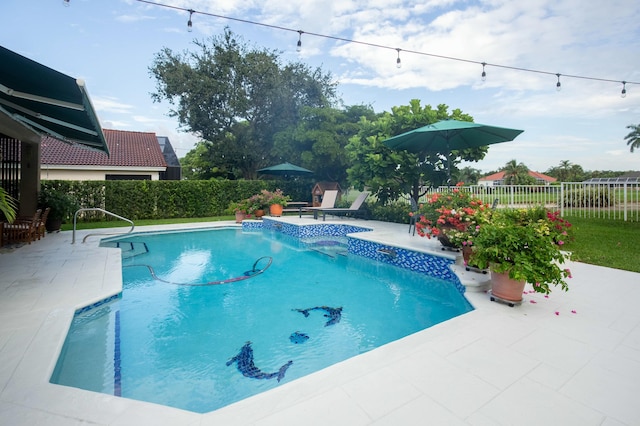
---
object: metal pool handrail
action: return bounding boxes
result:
[72,208,135,244]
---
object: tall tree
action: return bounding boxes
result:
[150,28,337,178]
[272,104,377,185]
[624,124,640,152]
[502,159,535,185]
[545,160,585,182]
[345,100,487,204]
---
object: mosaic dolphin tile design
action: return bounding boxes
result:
[293,306,343,326]
[289,331,309,344]
[226,342,293,382]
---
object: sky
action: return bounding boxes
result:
[1,0,639,174]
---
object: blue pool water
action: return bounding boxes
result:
[51,227,473,413]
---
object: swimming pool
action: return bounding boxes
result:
[51,226,473,413]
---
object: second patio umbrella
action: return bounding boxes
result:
[257,162,314,177]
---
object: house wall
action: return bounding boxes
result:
[40,167,162,181]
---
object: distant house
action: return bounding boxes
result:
[41,129,177,181]
[478,170,556,187]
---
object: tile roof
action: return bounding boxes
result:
[41,129,167,168]
[479,170,556,182]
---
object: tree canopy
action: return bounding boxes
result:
[150,28,338,179]
[345,100,487,204]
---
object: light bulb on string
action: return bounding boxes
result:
[296,31,303,52]
[187,9,194,32]
[481,62,487,82]
[63,0,70,6]
[556,73,562,92]
[621,81,627,98]
[396,48,402,69]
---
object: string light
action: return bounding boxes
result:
[63,0,70,6]
[296,30,303,52]
[187,9,194,32]
[396,48,402,69]
[621,81,627,98]
[134,0,637,97]
[481,62,487,82]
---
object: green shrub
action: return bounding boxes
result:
[563,188,613,207]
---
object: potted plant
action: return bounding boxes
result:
[260,189,290,216]
[228,199,253,223]
[470,206,573,303]
[39,189,79,232]
[415,183,489,251]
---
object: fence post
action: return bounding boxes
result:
[560,183,565,217]
[624,183,628,222]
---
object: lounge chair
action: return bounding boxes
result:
[315,192,369,221]
[301,190,339,218]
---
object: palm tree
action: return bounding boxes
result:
[0,187,17,223]
[624,124,640,152]
[502,159,533,185]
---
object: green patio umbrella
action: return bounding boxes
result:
[383,119,524,183]
[257,162,314,177]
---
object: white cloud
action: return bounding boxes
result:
[92,96,134,114]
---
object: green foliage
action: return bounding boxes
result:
[345,100,487,204]
[0,186,17,223]
[471,207,573,294]
[369,201,412,224]
[563,188,613,207]
[624,124,640,153]
[501,159,535,185]
[273,104,377,187]
[40,179,310,222]
[150,27,337,179]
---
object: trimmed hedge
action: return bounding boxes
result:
[40,180,415,225]
[41,179,314,221]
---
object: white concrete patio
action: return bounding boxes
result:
[1,217,639,425]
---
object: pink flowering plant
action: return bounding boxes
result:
[258,189,290,207]
[415,183,490,248]
[470,206,573,294]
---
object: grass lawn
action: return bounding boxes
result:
[65,215,640,274]
[563,216,640,273]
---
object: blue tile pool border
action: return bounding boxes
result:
[244,219,465,295]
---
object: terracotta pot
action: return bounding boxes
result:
[269,204,283,217]
[490,270,526,303]
[254,209,265,219]
[235,212,246,223]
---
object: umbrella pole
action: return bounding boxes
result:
[446,149,452,187]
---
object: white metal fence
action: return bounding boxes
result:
[427,183,640,221]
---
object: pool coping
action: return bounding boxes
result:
[1,218,639,425]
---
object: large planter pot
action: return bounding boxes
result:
[235,212,246,223]
[46,217,63,233]
[269,204,283,217]
[462,246,486,273]
[490,270,526,306]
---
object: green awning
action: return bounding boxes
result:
[0,45,109,155]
